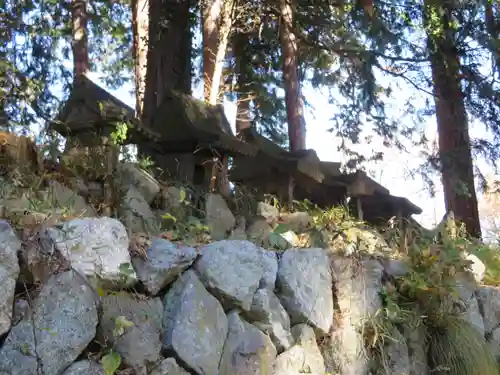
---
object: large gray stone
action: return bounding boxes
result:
[453,276,484,337]
[61,360,105,375]
[149,358,190,375]
[45,180,96,217]
[273,324,325,375]
[328,257,384,375]
[195,240,265,311]
[0,220,21,336]
[44,217,136,289]
[219,310,277,375]
[476,286,500,334]
[0,270,99,375]
[132,237,198,295]
[0,319,38,375]
[98,293,163,375]
[260,248,278,290]
[117,162,161,205]
[276,248,333,335]
[162,270,228,375]
[383,328,411,375]
[245,288,293,352]
[205,193,235,240]
[119,186,158,234]
[404,313,428,375]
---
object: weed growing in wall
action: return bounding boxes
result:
[365,214,500,375]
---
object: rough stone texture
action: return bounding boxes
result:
[162,270,228,375]
[259,248,278,290]
[61,360,105,375]
[98,293,163,375]
[117,162,161,205]
[44,217,135,289]
[12,298,29,326]
[383,327,411,375]
[228,217,247,240]
[119,186,158,234]
[0,270,98,375]
[478,286,500,360]
[45,180,96,217]
[245,288,293,352]
[276,248,333,335]
[380,258,408,278]
[205,193,235,240]
[454,275,485,336]
[219,310,277,375]
[0,319,39,375]
[0,221,21,336]
[149,358,190,375]
[132,237,198,295]
[404,312,429,375]
[195,240,265,311]
[161,186,187,220]
[274,324,325,375]
[477,286,500,334]
[0,163,496,375]
[246,219,273,245]
[329,257,384,375]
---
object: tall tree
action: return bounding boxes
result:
[424,0,481,238]
[201,0,235,104]
[279,0,305,151]
[131,0,149,118]
[142,0,192,126]
[233,31,253,133]
[71,0,90,79]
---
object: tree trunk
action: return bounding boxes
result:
[71,0,89,79]
[233,32,252,133]
[142,0,192,125]
[202,0,235,104]
[131,0,149,118]
[279,0,306,152]
[426,3,482,239]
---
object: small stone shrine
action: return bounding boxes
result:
[230,127,422,226]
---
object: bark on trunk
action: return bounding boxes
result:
[131,0,149,118]
[71,0,89,79]
[278,0,306,151]
[233,32,252,133]
[426,3,482,239]
[142,0,192,125]
[202,0,235,104]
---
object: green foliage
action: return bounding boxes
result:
[158,187,211,244]
[137,156,156,173]
[101,350,121,375]
[112,315,135,337]
[358,213,500,374]
[294,200,365,240]
[267,223,292,250]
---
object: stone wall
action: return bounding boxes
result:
[0,215,499,375]
[0,162,499,375]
